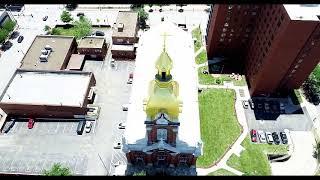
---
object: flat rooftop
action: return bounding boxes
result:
[111,44,135,51]
[112,11,138,38]
[78,36,105,49]
[20,35,75,71]
[0,70,92,107]
[124,22,201,147]
[284,4,320,21]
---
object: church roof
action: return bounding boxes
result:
[155,50,173,72]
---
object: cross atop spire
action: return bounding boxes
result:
[160,32,172,52]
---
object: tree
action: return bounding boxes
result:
[50,28,61,35]
[60,10,73,23]
[138,8,149,29]
[66,4,78,11]
[0,28,9,43]
[2,19,16,32]
[44,25,51,32]
[43,163,71,176]
[73,16,92,39]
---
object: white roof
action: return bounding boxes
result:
[111,44,135,51]
[124,22,201,147]
[284,4,320,21]
[0,71,91,107]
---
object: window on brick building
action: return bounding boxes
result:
[277,21,281,27]
[157,129,167,141]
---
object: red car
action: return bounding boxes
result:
[28,118,35,129]
[251,129,257,142]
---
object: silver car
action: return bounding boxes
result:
[257,130,267,143]
[265,132,274,144]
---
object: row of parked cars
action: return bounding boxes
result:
[251,129,289,145]
[243,99,285,114]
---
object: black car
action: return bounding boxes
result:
[17,35,24,43]
[0,41,13,51]
[148,9,153,12]
[43,16,48,21]
[10,31,19,39]
[159,8,163,12]
[272,132,281,145]
[178,8,184,12]
[280,132,288,144]
[77,12,85,17]
[92,31,105,36]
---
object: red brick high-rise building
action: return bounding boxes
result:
[206,4,320,96]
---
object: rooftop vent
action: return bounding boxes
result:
[45,45,52,51]
[39,46,52,62]
[117,23,124,32]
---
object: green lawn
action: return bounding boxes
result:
[226,137,289,175]
[195,50,208,65]
[208,169,236,176]
[192,27,202,52]
[312,64,320,80]
[51,27,78,36]
[198,66,247,86]
[197,89,241,168]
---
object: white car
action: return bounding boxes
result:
[113,142,122,149]
[257,130,267,143]
[85,121,93,133]
[118,122,126,129]
[265,132,274,144]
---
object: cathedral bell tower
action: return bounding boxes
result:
[143,33,182,147]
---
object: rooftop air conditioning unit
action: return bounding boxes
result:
[117,23,124,32]
[41,49,48,55]
[45,45,52,51]
[39,54,48,62]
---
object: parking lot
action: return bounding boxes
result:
[244,98,313,132]
[0,150,88,175]
[2,121,95,136]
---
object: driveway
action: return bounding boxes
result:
[271,131,318,175]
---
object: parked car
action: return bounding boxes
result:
[242,100,249,109]
[248,99,255,109]
[10,31,19,39]
[93,30,105,36]
[85,121,93,133]
[257,102,263,110]
[118,122,126,129]
[264,102,270,112]
[127,73,133,84]
[159,8,163,12]
[250,129,257,142]
[4,118,16,133]
[27,118,35,129]
[77,120,86,135]
[148,9,153,12]
[43,16,48,21]
[113,142,122,149]
[1,41,13,51]
[280,103,285,113]
[272,132,281,145]
[17,35,24,43]
[178,8,184,12]
[77,12,84,17]
[280,131,288,144]
[265,132,274,144]
[257,130,266,143]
